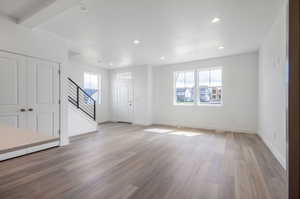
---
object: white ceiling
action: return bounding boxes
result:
[0,0,56,21]
[1,0,284,68]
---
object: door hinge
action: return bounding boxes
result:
[58,130,61,135]
[58,70,61,75]
[58,99,61,104]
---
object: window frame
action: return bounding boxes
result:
[173,67,223,106]
[83,72,102,105]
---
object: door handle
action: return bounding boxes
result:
[20,108,26,112]
[28,108,34,112]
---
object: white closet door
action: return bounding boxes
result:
[27,59,60,137]
[0,52,27,128]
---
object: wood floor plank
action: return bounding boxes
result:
[0,124,287,199]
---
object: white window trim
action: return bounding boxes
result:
[197,103,224,107]
[173,67,223,106]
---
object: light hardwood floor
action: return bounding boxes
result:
[0,123,287,199]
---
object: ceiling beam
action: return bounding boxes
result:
[18,0,82,28]
[0,12,17,23]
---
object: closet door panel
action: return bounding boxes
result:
[0,52,26,129]
[27,59,60,137]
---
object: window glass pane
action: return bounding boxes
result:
[84,72,100,103]
[84,73,89,88]
[210,69,222,87]
[175,72,185,88]
[198,68,222,105]
[199,86,210,103]
[91,75,97,89]
[198,70,210,86]
[185,71,194,88]
[175,71,195,104]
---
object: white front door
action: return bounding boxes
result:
[0,52,27,129]
[27,59,60,137]
[113,72,133,123]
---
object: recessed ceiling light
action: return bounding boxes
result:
[160,56,165,60]
[212,17,220,23]
[218,46,225,50]
[109,62,113,66]
[133,40,140,44]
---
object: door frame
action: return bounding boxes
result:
[288,0,300,198]
[58,63,62,140]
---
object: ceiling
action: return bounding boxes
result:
[0,0,284,68]
[0,0,56,21]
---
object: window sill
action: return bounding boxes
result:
[173,103,195,106]
[197,103,223,107]
[173,103,223,107]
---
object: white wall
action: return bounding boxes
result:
[0,17,68,63]
[0,17,70,145]
[258,3,288,168]
[153,52,258,133]
[68,104,97,136]
[110,65,153,125]
[68,61,110,123]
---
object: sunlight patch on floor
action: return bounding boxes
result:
[144,128,204,137]
[144,128,174,134]
[170,131,202,137]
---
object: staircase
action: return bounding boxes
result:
[67,77,96,121]
[67,77,98,136]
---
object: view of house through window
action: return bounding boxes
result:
[174,67,222,105]
[199,68,222,104]
[174,71,195,104]
[84,72,101,104]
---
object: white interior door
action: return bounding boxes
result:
[27,59,60,137]
[113,72,133,123]
[0,52,27,129]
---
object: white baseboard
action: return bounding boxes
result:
[0,141,59,161]
[258,134,286,170]
[98,121,112,125]
[152,123,255,134]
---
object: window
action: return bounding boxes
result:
[198,68,222,105]
[173,67,222,106]
[84,72,101,104]
[174,71,195,105]
[117,72,132,80]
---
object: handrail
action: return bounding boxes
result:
[67,77,96,121]
[67,77,96,104]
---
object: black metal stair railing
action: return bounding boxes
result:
[67,77,96,121]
